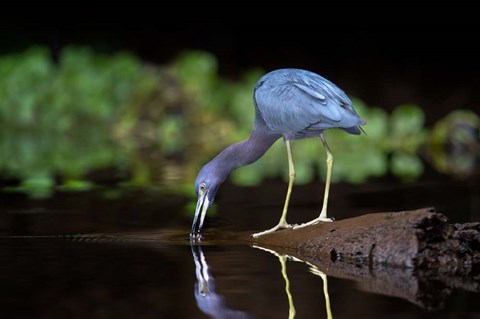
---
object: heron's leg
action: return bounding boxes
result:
[280,139,296,225]
[252,140,295,237]
[293,133,334,229]
[319,133,333,220]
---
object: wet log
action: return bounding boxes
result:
[250,207,480,273]
[247,207,480,310]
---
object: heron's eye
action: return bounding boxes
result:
[199,183,207,191]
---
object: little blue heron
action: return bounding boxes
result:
[191,68,366,238]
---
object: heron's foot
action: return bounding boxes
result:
[293,216,334,230]
[252,222,294,238]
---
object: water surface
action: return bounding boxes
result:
[1,177,479,318]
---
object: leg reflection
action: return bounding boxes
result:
[279,255,296,319]
[308,263,333,319]
[253,245,333,319]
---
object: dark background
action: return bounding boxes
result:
[2,9,479,125]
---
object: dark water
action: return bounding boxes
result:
[1,176,479,319]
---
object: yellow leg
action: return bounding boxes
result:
[294,133,334,229]
[253,139,295,237]
[319,133,333,220]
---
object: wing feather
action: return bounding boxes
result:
[254,69,363,138]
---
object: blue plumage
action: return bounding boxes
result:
[254,68,365,139]
[191,68,366,239]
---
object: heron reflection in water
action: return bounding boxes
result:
[191,244,254,319]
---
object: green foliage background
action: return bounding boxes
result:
[0,47,478,197]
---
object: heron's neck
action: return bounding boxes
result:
[207,129,280,181]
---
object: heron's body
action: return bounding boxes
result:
[191,68,366,239]
[254,69,363,139]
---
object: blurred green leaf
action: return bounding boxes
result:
[391,152,424,181]
[59,179,94,191]
[390,104,425,136]
[230,164,264,186]
[16,173,55,199]
[426,109,479,178]
[158,116,186,154]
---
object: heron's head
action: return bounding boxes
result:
[191,165,223,238]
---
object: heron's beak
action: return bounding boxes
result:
[191,190,210,238]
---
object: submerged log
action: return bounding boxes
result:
[250,207,480,273]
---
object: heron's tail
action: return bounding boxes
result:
[342,122,366,135]
[359,126,367,135]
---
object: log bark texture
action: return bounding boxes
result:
[250,207,480,272]
[247,207,480,310]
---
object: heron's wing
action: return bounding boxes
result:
[255,72,362,137]
[291,82,343,121]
